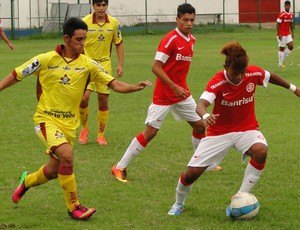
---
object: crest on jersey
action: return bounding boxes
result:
[21,59,40,76]
[60,74,70,85]
[246,83,255,92]
[98,34,105,41]
[55,130,64,139]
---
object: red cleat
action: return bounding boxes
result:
[68,204,96,220]
[12,171,28,203]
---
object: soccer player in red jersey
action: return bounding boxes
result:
[276,0,294,68]
[0,19,14,50]
[111,3,221,183]
[0,17,151,220]
[167,41,300,216]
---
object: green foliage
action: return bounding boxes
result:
[0,28,300,229]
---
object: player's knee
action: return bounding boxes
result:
[251,144,268,164]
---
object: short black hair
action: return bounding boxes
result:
[177,3,195,18]
[93,0,108,4]
[285,1,291,5]
[63,17,88,37]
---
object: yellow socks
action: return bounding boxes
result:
[79,107,89,129]
[25,165,49,188]
[97,110,109,137]
[57,166,79,212]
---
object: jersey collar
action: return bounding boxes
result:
[175,28,190,42]
[55,44,80,64]
[92,13,110,24]
[224,70,244,86]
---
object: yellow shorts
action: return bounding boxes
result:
[34,121,76,158]
[87,60,112,94]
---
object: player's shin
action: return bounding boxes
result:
[117,133,148,169]
[175,173,194,205]
[25,165,50,188]
[238,159,265,193]
[57,165,80,211]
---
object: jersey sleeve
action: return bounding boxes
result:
[154,34,176,63]
[14,53,47,80]
[113,20,122,45]
[89,59,115,85]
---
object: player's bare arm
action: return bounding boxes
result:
[0,72,19,91]
[115,42,124,77]
[152,60,189,98]
[197,99,219,127]
[269,72,300,96]
[276,23,282,40]
[108,79,152,93]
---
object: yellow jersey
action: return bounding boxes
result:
[82,13,122,70]
[14,44,115,130]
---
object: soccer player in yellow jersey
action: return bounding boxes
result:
[0,17,151,220]
[79,0,124,145]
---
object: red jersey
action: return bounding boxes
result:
[153,28,195,105]
[277,11,293,36]
[201,66,270,136]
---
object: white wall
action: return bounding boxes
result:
[0,0,299,29]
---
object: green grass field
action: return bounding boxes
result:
[1,28,300,229]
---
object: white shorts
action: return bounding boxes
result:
[277,34,293,47]
[145,95,201,129]
[188,130,268,169]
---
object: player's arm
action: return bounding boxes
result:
[197,91,219,127]
[152,60,189,99]
[290,21,294,38]
[276,22,282,39]
[0,27,14,50]
[269,72,300,96]
[108,79,152,93]
[115,42,124,77]
[0,72,19,92]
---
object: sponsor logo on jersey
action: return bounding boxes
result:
[55,130,64,139]
[210,80,226,89]
[221,95,254,107]
[47,65,59,70]
[21,59,40,76]
[43,110,75,118]
[245,72,262,77]
[176,53,192,62]
[164,35,177,48]
[63,66,71,70]
[75,67,85,71]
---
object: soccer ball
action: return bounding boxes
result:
[226,192,260,220]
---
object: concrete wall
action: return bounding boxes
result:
[0,0,299,29]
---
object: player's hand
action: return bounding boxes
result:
[203,114,219,127]
[172,85,190,99]
[136,80,152,90]
[116,65,123,77]
[294,87,300,97]
[278,35,282,40]
[7,42,14,50]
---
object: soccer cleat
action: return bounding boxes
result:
[168,203,184,216]
[279,64,286,69]
[226,205,232,217]
[111,164,129,183]
[78,128,89,145]
[12,171,29,203]
[97,136,108,146]
[68,204,96,220]
[215,165,223,171]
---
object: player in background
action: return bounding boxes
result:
[111,3,221,183]
[276,0,294,68]
[78,0,124,145]
[0,17,151,220]
[0,18,14,50]
[167,41,300,216]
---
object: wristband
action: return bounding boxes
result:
[202,113,211,120]
[289,84,297,92]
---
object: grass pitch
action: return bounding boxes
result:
[0,28,299,229]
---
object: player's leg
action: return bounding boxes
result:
[55,143,96,220]
[168,134,231,215]
[284,37,294,61]
[79,89,92,144]
[112,103,170,182]
[235,131,268,193]
[97,92,110,145]
[277,36,286,67]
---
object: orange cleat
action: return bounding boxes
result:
[68,204,96,220]
[97,136,108,146]
[111,164,129,183]
[79,128,89,145]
